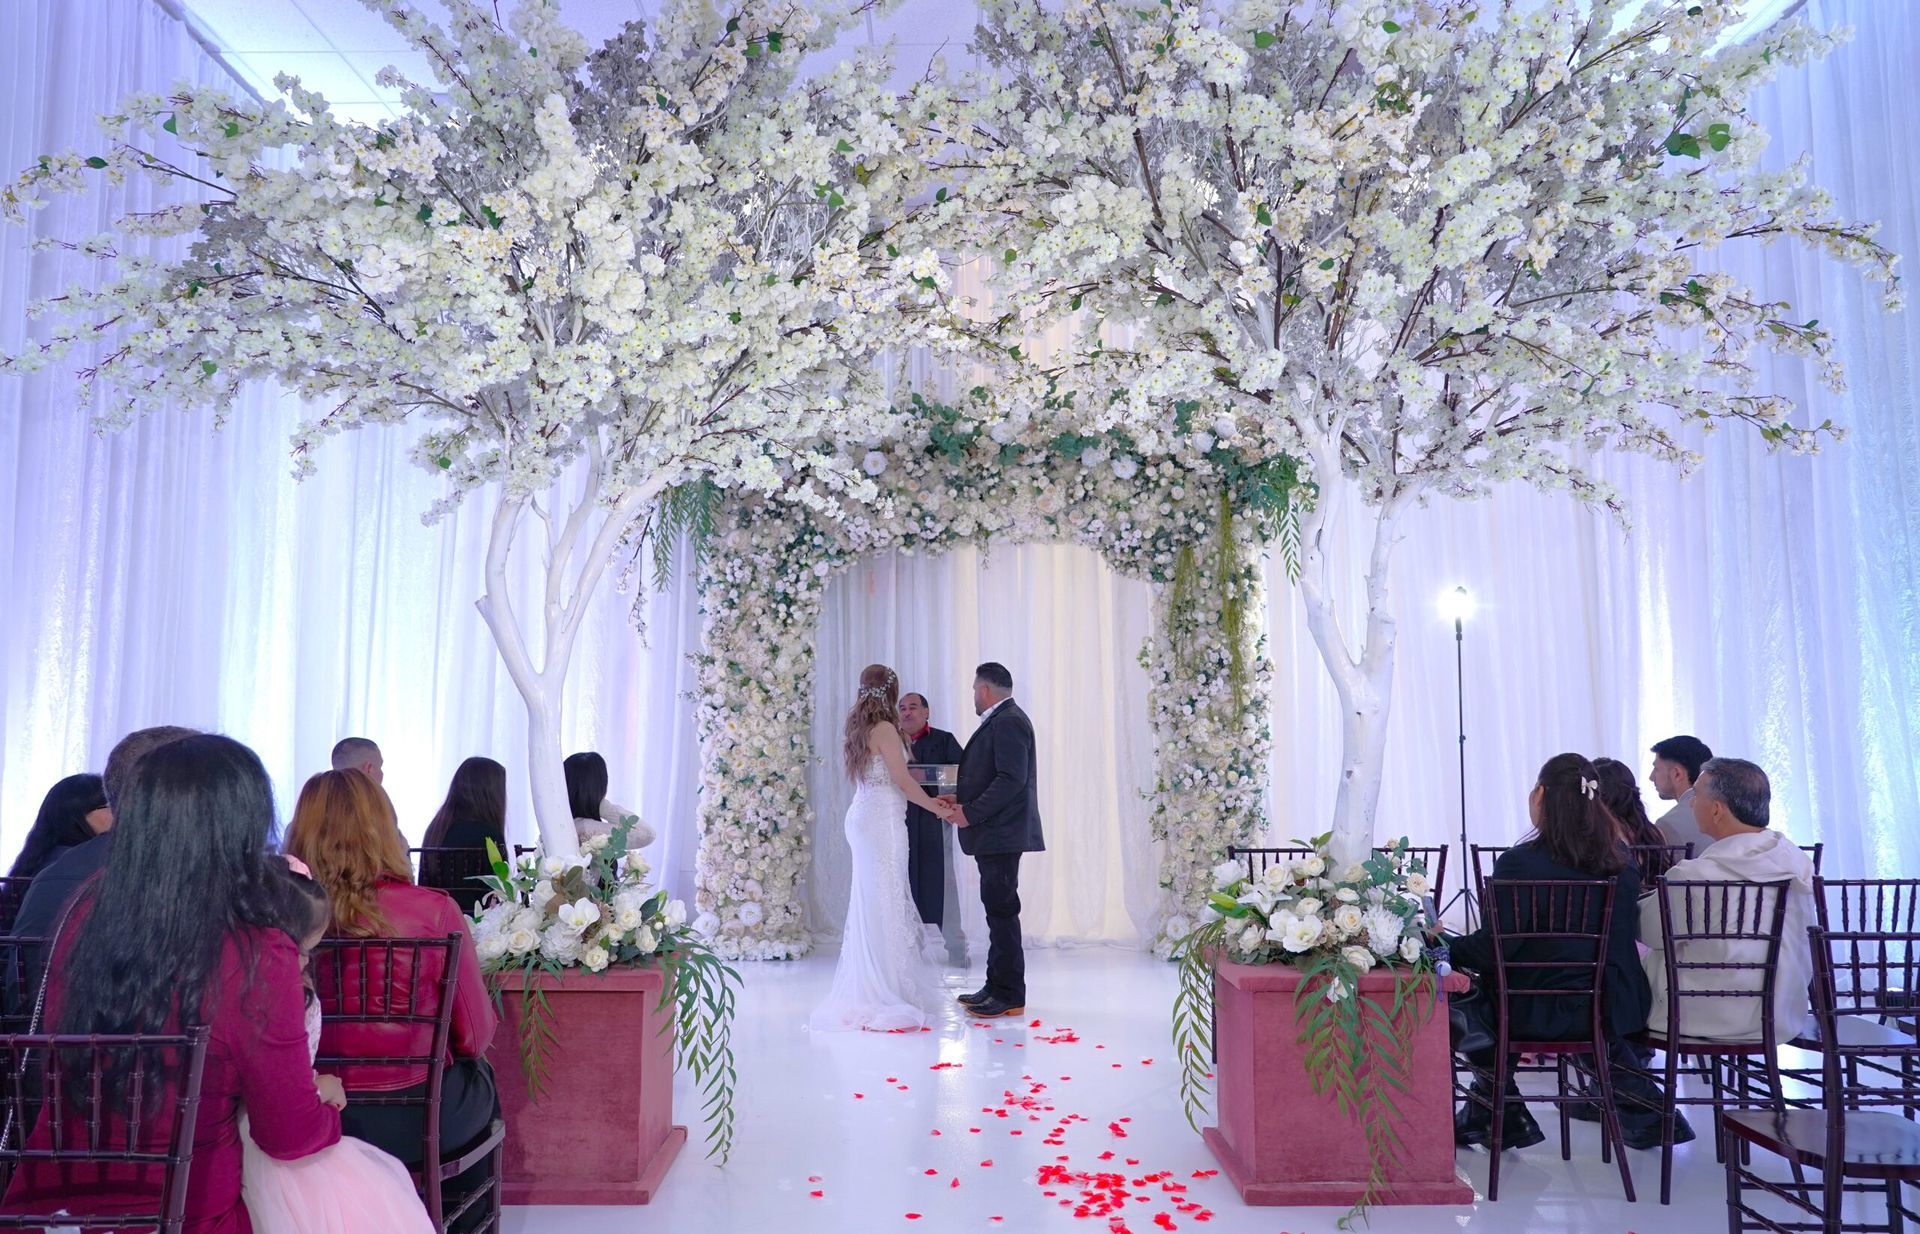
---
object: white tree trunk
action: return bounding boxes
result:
[1294,454,1411,866]
[473,459,659,859]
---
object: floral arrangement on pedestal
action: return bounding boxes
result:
[471,818,741,1161]
[1172,837,1438,1226]
[692,389,1293,959]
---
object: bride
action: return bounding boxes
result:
[810,664,955,1032]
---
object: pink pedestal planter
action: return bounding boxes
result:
[487,966,686,1205]
[1204,958,1472,1207]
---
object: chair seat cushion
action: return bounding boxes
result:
[1723,1109,1920,1178]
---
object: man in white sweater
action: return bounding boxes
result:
[1640,757,1817,1043]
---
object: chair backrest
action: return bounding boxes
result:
[1799,843,1824,876]
[1482,878,1615,1046]
[0,1026,212,1231]
[1626,842,1693,884]
[1814,878,1920,934]
[1806,929,1920,1114]
[0,880,31,937]
[1470,844,1513,896]
[311,935,463,1225]
[1225,844,1448,901]
[0,938,50,1037]
[1652,878,1791,1045]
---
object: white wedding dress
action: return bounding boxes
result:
[809,753,940,1032]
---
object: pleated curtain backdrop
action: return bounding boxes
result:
[2,0,1915,950]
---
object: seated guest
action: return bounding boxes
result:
[564,751,653,850]
[285,770,500,1186]
[330,735,385,785]
[1649,734,1713,855]
[1640,757,1816,1042]
[1592,757,1680,879]
[1448,753,1688,1151]
[10,725,197,941]
[0,734,341,1233]
[6,773,109,883]
[419,757,508,915]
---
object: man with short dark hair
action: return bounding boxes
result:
[898,693,962,932]
[945,662,1044,1018]
[1640,757,1816,1042]
[330,736,383,785]
[1649,734,1713,854]
[13,724,199,939]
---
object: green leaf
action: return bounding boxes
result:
[934,186,949,203]
[827,191,845,208]
[416,203,433,223]
[435,455,452,469]
[200,360,218,378]
[1664,131,1702,159]
[767,31,784,52]
[727,310,742,324]
[481,203,504,229]
[223,121,240,139]
[1253,30,1276,49]
[1069,293,1084,311]
[1318,258,1337,270]
[162,114,178,135]
[835,138,854,154]
[1706,122,1732,151]
[744,39,762,57]
[726,16,740,32]
[1381,20,1401,33]
[656,92,672,107]
[1003,248,1018,263]
[1255,204,1272,226]
[85,156,108,169]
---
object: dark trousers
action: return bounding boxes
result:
[343,1056,500,1224]
[905,812,946,928]
[1462,1040,1674,1137]
[976,852,1025,1003]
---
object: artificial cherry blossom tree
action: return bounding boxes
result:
[3,0,961,855]
[906,0,1900,860]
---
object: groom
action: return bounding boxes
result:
[944,662,1044,1018]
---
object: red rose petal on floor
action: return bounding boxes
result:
[969,1127,981,1133]
[887,1077,898,1083]
[1126,1158,1140,1166]
[930,1130,942,1136]
[924,1168,939,1176]
[1189,1169,1218,1179]
[981,1159,994,1167]
[809,1190,823,1198]
[951,1178,960,1188]
[904,1213,921,1221]
[1140,1059,1153,1065]
[1099,1151,1116,1160]
[853,1093,864,1099]
[1010,1130,1023,1135]
[1029,1019,1042,1027]
[1153,1215,1177,1230]
[808,1175,822,1182]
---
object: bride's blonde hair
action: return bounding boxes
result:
[843,664,900,780]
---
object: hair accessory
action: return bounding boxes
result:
[858,684,891,701]
[1579,776,1598,800]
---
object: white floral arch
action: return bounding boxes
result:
[687,393,1293,959]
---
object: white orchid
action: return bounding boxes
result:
[556,898,600,933]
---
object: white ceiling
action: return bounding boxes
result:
[179,0,987,121]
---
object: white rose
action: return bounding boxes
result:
[1210,414,1237,440]
[693,911,721,937]
[1260,865,1288,889]
[477,933,510,962]
[615,907,644,931]
[1342,945,1376,974]
[583,832,612,853]
[1333,905,1364,936]
[1163,913,1194,941]
[1405,871,1431,898]
[1190,430,1216,455]
[1293,896,1324,919]
[1334,887,1361,904]
[507,928,540,956]
[1279,915,1324,953]
[635,925,659,954]
[862,450,888,476]
[736,901,764,928]
[663,900,688,928]
[581,946,610,973]
[1399,936,1424,964]
[1299,855,1326,877]
[1110,455,1139,481]
[1325,977,1352,1003]
[1211,860,1244,890]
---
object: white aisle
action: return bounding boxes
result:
[503,948,1729,1234]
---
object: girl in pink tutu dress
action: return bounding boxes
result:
[240,866,435,1234]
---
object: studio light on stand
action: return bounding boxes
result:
[1436,585,1477,930]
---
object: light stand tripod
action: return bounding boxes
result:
[1437,587,1476,930]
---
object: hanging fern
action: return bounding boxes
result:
[651,477,721,591]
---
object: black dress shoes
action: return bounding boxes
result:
[967,996,1026,1018]
[1454,1104,1546,1151]
[956,987,992,1006]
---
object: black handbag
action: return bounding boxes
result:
[1448,977,1497,1056]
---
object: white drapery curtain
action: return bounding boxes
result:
[2,0,1915,948]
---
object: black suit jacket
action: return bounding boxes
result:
[955,700,1045,857]
[12,833,111,940]
[1448,841,1650,1043]
[907,726,965,832]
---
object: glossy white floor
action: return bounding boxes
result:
[499,947,1779,1234]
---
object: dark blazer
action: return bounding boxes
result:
[11,833,110,940]
[1448,841,1650,1043]
[907,726,966,832]
[955,700,1045,857]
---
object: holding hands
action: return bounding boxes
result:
[933,794,968,827]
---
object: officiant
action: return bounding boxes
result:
[899,692,963,929]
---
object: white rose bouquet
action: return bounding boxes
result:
[1173,835,1439,1228]
[471,817,740,1162]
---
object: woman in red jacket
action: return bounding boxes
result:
[284,769,499,1170]
[1,734,341,1234]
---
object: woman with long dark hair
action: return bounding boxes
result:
[0,735,340,1233]
[809,664,955,1032]
[1593,756,1678,879]
[7,773,109,884]
[564,751,653,849]
[285,770,499,1194]
[1447,753,1684,1153]
[419,757,507,914]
